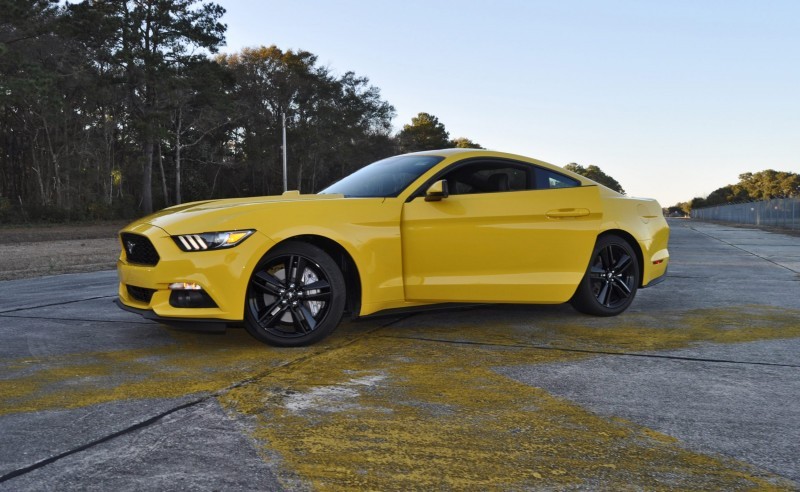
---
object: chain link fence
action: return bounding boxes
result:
[692,198,800,230]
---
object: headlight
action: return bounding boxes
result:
[172,230,254,251]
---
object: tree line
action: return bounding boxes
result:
[11,1,789,224]
[666,170,800,216]
[0,0,482,223]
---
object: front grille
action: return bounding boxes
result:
[126,285,156,304]
[121,233,160,266]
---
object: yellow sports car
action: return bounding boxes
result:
[116,149,669,346]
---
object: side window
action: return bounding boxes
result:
[535,168,580,190]
[444,161,531,195]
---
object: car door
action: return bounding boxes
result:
[401,160,602,303]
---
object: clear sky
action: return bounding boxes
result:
[215,0,799,206]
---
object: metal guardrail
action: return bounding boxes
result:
[692,198,800,229]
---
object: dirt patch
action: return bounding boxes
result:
[0,221,127,281]
[0,221,127,244]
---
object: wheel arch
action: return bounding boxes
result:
[597,229,645,287]
[271,234,362,318]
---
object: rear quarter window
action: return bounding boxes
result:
[535,168,580,189]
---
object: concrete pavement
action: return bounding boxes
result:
[1,219,798,490]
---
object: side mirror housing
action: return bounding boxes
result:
[425,180,449,202]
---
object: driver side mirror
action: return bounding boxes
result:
[424,180,449,202]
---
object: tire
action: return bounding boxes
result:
[244,241,346,347]
[571,234,639,316]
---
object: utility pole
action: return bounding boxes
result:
[282,112,288,192]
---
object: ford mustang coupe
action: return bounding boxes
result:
[116,149,669,346]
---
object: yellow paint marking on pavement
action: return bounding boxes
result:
[1,306,798,489]
[0,329,318,415]
[381,305,800,352]
[220,335,793,490]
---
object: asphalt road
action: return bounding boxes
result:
[1,219,799,490]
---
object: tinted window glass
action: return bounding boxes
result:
[320,155,444,197]
[444,162,531,195]
[535,168,580,189]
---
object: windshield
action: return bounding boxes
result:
[319,155,445,198]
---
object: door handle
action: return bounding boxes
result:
[546,208,590,218]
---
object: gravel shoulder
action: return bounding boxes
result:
[0,222,126,281]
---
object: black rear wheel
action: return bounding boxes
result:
[571,235,639,316]
[244,241,346,346]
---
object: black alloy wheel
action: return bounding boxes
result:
[571,235,639,316]
[244,241,346,347]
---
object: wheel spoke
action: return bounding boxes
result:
[614,278,632,296]
[252,271,285,296]
[253,255,327,334]
[258,300,289,327]
[613,253,632,274]
[590,264,605,278]
[291,303,317,333]
[301,279,329,291]
[600,247,613,270]
[597,281,611,306]
[300,279,331,301]
[303,291,331,302]
[288,255,307,286]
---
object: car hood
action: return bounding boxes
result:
[126,192,346,235]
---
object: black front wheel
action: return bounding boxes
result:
[571,235,639,316]
[244,241,346,347]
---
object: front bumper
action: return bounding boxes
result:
[116,223,274,322]
[114,298,228,332]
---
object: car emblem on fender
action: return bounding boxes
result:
[126,241,136,255]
